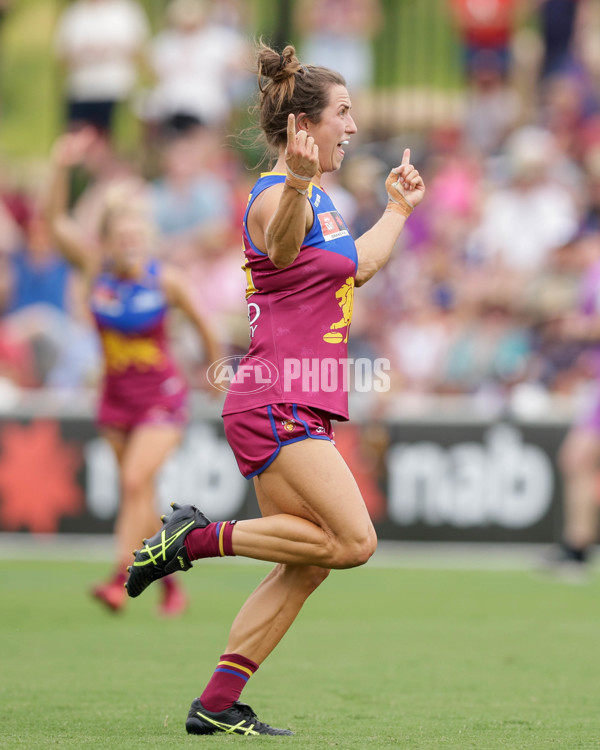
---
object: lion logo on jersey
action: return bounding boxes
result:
[323,277,354,344]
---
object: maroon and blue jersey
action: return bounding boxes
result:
[90,259,187,411]
[222,172,358,421]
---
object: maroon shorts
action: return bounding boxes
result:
[223,403,336,479]
[97,389,189,434]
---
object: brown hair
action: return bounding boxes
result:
[255,41,345,150]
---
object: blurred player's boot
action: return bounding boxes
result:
[185,699,294,736]
[92,576,127,612]
[159,577,188,617]
[126,503,210,598]
[538,542,590,584]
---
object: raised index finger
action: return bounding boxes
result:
[401,148,411,167]
[287,113,297,145]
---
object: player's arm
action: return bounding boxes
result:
[249,114,317,269]
[249,182,313,268]
[161,264,222,366]
[354,149,425,287]
[43,129,102,280]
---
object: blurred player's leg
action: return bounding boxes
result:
[94,424,187,614]
[540,427,600,582]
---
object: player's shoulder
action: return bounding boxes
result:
[253,172,287,192]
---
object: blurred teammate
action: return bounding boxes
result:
[44,129,220,615]
[126,41,425,734]
[542,231,600,581]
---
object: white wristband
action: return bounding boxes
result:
[287,167,312,182]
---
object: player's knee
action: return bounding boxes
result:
[333,530,377,569]
[120,470,148,502]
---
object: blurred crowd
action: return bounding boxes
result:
[1,0,600,418]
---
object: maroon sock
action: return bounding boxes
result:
[162,574,177,591]
[184,521,236,561]
[200,653,259,712]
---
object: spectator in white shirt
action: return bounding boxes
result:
[54,0,150,134]
[142,0,251,130]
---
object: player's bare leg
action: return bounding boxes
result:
[222,472,332,664]
[115,424,182,570]
[153,440,376,737]
[93,424,185,613]
[541,427,600,581]
[560,428,600,549]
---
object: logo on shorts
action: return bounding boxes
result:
[281,419,296,432]
[314,425,326,434]
[207,355,279,394]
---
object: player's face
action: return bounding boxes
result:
[309,85,357,174]
[105,213,151,276]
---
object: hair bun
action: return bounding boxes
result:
[258,43,301,83]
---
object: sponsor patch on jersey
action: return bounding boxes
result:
[317,211,350,242]
[92,284,123,316]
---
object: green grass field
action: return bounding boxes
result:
[1,559,600,749]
